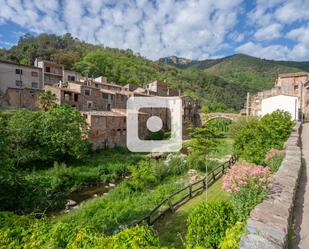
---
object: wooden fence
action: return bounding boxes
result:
[135,155,238,226]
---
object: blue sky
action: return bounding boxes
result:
[0,0,309,61]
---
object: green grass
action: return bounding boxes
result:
[209,138,234,159]
[25,148,145,190]
[154,179,228,248]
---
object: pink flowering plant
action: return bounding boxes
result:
[223,162,273,220]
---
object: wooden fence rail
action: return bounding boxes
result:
[134,155,238,226]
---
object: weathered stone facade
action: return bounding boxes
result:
[0,59,201,150]
[44,77,201,150]
[0,60,42,95]
[246,72,309,120]
[240,123,302,249]
[82,109,149,150]
[0,87,43,109]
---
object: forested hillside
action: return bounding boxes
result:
[3,34,307,112]
[160,54,309,92]
[0,33,249,111]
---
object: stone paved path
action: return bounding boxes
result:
[291,123,309,249]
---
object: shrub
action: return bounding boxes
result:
[220,222,245,249]
[260,110,294,149]
[187,151,206,172]
[167,154,188,175]
[111,225,161,248]
[233,118,269,164]
[223,163,273,220]
[7,106,90,167]
[0,212,160,249]
[234,110,294,164]
[40,105,90,162]
[7,110,45,164]
[229,117,248,139]
[186,201,237,249]
[128,161,161,190]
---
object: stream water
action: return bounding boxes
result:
[49,176,128,217]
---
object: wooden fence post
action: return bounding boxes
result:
[136,155,238,227]
[189,185,192,198]
[168,196,174,213]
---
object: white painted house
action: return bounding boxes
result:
[259,95,299,121]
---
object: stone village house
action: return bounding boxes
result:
[0,59,201,150]
[245,72,309,121]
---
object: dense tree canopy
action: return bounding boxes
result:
[5,105,89,167]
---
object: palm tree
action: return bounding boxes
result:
[38,91,57,111]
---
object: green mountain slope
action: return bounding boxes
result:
[160,54,308,92]
[159,56,224,69]
[0,33,248,112]
[205,54,304,92]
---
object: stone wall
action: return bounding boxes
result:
[240,123,302,249]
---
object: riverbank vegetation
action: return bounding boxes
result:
[0,109,291,248]
[1,108,234,248]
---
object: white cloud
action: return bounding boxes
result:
[0,0,243,60]
[254,23,282,41]
[275,1,309,24]
[236,40,309,61]
[286,25,309,60]
[287,26,309,44]
[236,42,290,60]
[249,0,309,27]
[1,0,309,61]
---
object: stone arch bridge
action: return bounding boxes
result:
[202,112,241,123]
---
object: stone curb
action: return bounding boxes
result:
[240,123,302,249]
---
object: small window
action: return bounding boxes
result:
[31,82,38,88]
[87,101,93,108]
[74,94,79,102]
[84,89,91,96]
[16,80,22,86]
[68,75,75,81]
[102,93,109,99]
[107,104,111,111]
[45,66,50,72]
[31,71,38,77]
[111,95,114,101]
[16,69,23,75]
[294,85,299,91]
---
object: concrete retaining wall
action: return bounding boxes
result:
[240,123,302,249]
